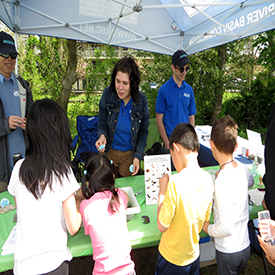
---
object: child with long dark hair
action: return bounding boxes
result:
[8,99,82,275]
[79,154,135,275]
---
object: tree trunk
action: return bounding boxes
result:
[59,39,77,113]
[210,44,227,125]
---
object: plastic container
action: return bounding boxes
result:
[252,156,259,177]
[200,237,216,263]
[119,187,141,221]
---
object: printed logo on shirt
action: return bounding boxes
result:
[184,93,190,98]
[13,90,20,97]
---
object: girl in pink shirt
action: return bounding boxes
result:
[78,154,135,275]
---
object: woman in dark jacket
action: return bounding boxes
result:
[95,56,149,177]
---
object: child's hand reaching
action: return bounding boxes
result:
[259,219,275,239]
[202,221,210,233]
[258,235,275,266]
[157,174,169,233]
[159,174,169,196]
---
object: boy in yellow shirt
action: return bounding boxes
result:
[156,123,214,275]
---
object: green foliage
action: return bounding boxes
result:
[18,36,44,97]
[85,45,116,93]
[253,29,275,72]
[16,31,275,142]
[188,48,226,125]
[227,36,259,85]
[19,35,68,102]
[67,93,102,136]
[141,86,158,118]
[140,53,172,86]
[83,45,118,114]
[139,53,171,117]
[221,75,275,143]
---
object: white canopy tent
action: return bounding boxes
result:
[0,0,274,56]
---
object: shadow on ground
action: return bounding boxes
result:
[1,247,273,275]
[69,246,275,275]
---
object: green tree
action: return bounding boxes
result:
[253,29,275,74]
[227,36,260,87]
[85,45,117,93]
[139,53,171,117]
[19,35,77,112]
[17,31,273,134]
[18,35,44,95]
[188,45,229,125]
[60,39,77,111]
[83,44,118,115]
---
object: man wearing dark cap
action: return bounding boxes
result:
[0,31,33,192]
[155,50,196,154]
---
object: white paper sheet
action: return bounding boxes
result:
[248,189,265,206]
[144,154,171,205]
[247,129,264,158]
[1,225,16,256]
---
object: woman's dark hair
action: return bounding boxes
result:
[110,56,140,103]
[19,99,72,199]
[81,154,120,214]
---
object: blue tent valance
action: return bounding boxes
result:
[0,0,274,55]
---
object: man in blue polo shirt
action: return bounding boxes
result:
[156,50,196,151]
[0,31,33,192]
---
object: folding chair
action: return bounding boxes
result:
[71,116,99,180]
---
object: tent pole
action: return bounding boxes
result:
[107,1,126,45]
[108,0,142,45]
[15,32,18,76]
[179,31,184,50]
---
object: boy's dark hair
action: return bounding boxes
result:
[20,99,72,199]
[169,123,200,152]
[110,56,140,103]
[81,154,120,214]
[211,115,238,155]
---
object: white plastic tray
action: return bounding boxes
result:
[119,187,141,221]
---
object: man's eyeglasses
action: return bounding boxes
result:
[0,53,18,59]
[175,65,190,73]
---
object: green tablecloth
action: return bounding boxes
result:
[0,166,265,272]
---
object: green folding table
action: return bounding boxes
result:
[0,166,265,273]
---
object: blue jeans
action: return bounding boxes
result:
[155,252,200,275]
